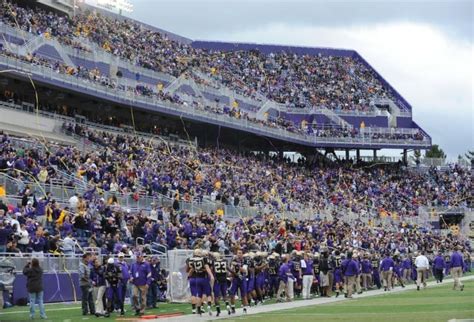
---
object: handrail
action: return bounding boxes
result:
[136,237,145,247]
[151,242,168,255]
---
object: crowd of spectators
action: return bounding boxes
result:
[1,0,400,113]
[1,127,469,217]
[0,125,471,257]
[0,185,471,261]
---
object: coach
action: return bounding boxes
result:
[415,251,429,290]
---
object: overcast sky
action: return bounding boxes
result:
[128,0,473,158]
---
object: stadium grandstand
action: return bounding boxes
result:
[0,0,472,321]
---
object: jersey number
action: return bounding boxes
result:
[214,261,227,274]
[192,260,204,272]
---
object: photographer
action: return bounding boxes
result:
[23,258,46,319]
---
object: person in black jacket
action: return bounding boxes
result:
[23,258,47,319]
[319,250,330,297]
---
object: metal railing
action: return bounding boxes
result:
[0,253,169,272]
[0,99,197,149]
[0,253,81,273]
[0,171,271,217]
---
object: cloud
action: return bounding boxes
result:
[201,22,474,158]
[130,1,473,42]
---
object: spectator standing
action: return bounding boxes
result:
[79,253,95,316]
[130,253,151,316]
[380,253,394,291]
[147,256,161,309]
[23,258,46,319]
[0,222,12,253]
[276,255,291,302]
[433,252,445,283]
[450,246,465,291]
[344,252,358,298]
[301,252,314,300]
[91,258,108,317]
[16,224,30,252]
[117,253,130,310]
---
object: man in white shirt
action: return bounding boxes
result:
[414,251,430,290]
[16,224,30,252]
[62,233,76,255]
[69,193,79,211]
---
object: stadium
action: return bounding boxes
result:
[0,0,472,321]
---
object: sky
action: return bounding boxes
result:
[126,0,473,159]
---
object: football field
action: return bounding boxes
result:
[230,279,474,322]
[0,279,472,321]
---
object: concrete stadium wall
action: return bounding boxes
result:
[0,107,58,134]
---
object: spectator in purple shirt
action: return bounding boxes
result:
[117,253,130,310]
[0,221,13,252]
[380,254,395,291]
[402,256,413,285]
[30,230,46,255]
[344,252,358,298]
[301,253,314,300]
[361,255,372,291]
[276,255,291,302]
[450,247,464,291]
[433,252,445,283]
[130,253,151,316]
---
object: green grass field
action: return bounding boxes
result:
[236,280,474,322]
[0,280,473,321]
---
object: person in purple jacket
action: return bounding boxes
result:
[276,255,292,302]
[343,252,358,298]
[361,254,372,291]
[380,253,395,291]
[433,252,445,283]
[0,221,13,253]
[117,253,130,309]
[450,246,464,291]
[402,255,413,285]
[130,253,151,316]
[353,252,363,294]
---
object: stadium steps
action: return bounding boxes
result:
[19,34,75,67]
[319,106,353,129]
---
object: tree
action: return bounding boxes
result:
[465,150,474,167]
[414,150,421,164]
[424,145,446,159]
[465,150,474,161]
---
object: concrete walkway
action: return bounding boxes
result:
[151,275,474,322]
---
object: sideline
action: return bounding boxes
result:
[0,275,472,320]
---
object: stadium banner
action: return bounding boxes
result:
[12,273,80,304]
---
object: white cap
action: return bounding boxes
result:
[118,252,125,257]
[107,258,115,264]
